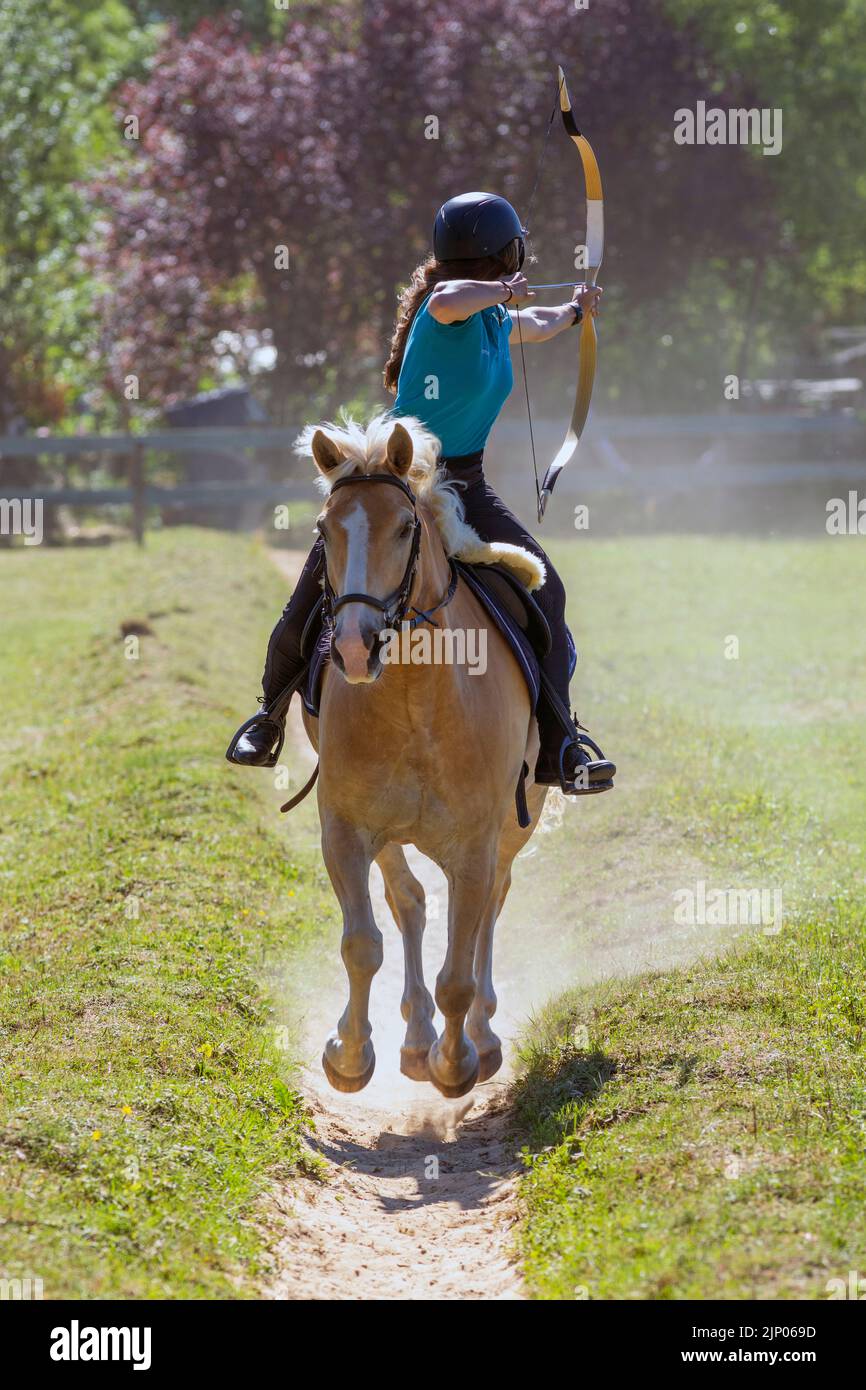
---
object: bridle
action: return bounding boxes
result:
[276,470,458,817]
[320,472,458,633]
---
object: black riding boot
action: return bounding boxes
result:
[558,728,616,794]
[227,701,287,767]
[226,543,325,769]
[534,674,616,794]
[226,676,300,767]
[227,630,320,767]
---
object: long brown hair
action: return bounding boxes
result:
[382,240,522,393]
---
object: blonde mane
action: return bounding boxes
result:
[295,413,545,592]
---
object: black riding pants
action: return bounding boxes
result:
[261,452,573,770]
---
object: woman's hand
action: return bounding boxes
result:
[571,283,603,318]
[508,281,602,343]
[500,273,535,306]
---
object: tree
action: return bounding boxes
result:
[0,0,147,431]
[85,0,776,427]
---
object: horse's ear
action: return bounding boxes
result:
[311,429,344,475]
[385,422,414,476]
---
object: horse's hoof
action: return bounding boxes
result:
[427,1039,479,1099]
[477,1044,503,1083]
[400,1046,431,1082]
[322,1041,375,1093]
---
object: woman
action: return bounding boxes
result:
[229,191,615,794]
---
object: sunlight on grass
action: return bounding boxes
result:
[512,535,866,1300]
[0,530,334,1298]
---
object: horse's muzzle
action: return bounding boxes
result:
[331,617,384,684]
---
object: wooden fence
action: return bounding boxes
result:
[0,427,307,544]
[1,415,864,544]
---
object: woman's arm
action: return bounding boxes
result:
[428,273,531,324]
[510,284,603,342]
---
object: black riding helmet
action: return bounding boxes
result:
[433,192,526,266]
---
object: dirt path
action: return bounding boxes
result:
[269,1072,523,1300]
[264,549,526,1300]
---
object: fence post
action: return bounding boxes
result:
[129,442,145,545]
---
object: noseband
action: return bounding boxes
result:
[321,472,457,633]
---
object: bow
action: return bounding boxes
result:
[518,66,604,522]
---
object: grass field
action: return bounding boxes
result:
[512,535,866,1300]
[0,530,336,1298]
[1,526,864,1300]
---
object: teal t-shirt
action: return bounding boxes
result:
[394,297,513,456]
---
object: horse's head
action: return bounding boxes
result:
[311,421,420,683]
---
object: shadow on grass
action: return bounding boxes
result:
[510,1043,617,1151]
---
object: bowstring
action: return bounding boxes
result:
[517,78,563,511]
[515,311,539,510]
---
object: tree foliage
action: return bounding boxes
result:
[0,0,148,429]
[664,0,866,369]
[4,0,865,431]
[84,0,775,424]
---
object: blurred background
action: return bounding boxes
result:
[2,0,865,538]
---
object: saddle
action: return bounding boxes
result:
[302,560,555,719]
[287,564,575,824]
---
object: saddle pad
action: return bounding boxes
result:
[453,563,540,710]
[460,562,552,658]
[303,624,330,717]
[460,563,577,682]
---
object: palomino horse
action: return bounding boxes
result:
[299,415,548,1098]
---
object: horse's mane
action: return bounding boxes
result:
[295,413,545,592]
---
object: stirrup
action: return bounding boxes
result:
[225,665,310,768]
[557,728,616,796]
[225,712,286,768]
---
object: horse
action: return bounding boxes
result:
[298,415,548,1098]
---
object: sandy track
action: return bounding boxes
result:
[268,803,527,1300]
[269,1083,523,1300]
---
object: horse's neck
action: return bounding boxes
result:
[413,507,451,611]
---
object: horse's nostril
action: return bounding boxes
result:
[368,633,384,669]
[332,620,380,682]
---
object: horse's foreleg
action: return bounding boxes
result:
[320,816,382,1093]
[376,844,436,1082]
[467,866,511,1083]
[468,782,548,1082]
[428,849,498,1099]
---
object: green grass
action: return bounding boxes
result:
[514,902,866,1299]
[512,536,866,1299]
[561,536,866,853]
[3,527,864,1301]
[0,529,336,1299]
